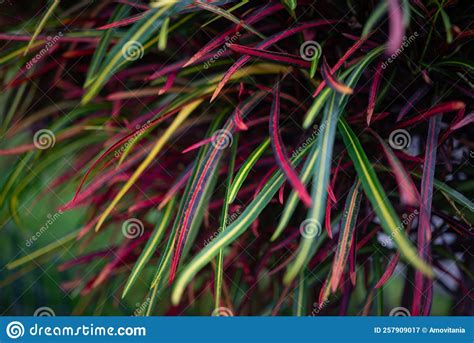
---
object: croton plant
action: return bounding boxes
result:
[0,0,472,316]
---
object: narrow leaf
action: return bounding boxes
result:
[338,118,433,278]
[171,135,315,304]
[330,180,362,291]
[122,198,175,298]
[95,99,203,231]
[228,138,270,203]
[270,82,311,207]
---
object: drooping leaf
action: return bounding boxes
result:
[272,143,319,241]
[338,118,433,278]
[321,57,353,95]
[412,114,442,316]
[169,93,265,281]
[211,20,338,101]
[270,82,311,207]
[284,92,339,284]
[329,180,362,292]
[171,133,316,304]
[371,130,419,206]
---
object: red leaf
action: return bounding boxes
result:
[396,101,464,129]
[321,57,353,95]
[229,44,311,67]
[412,114,442,316]
[269,82,311,207]
[312,35,370,98]
[367,62,383,126]
[386,0,405,55]
[211,20,338,101]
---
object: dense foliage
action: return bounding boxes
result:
[0,0,472,316]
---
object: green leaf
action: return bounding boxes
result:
[285,47,384,284]
[122,198,175,299]
[158,17,170,51]
[338,118,433,278]
[228,138,270,203]
[82,2,191,104]
[149,113,225,291]
[24,0,60,56]
[84,4,131,88]
[272,143,318,241]
[362,1,387,36]
[284,92,339,284]
[293,270,307,316]
[171,136,316,305]
[215,134,239,308]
